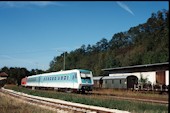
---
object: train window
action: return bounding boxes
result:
[75,74,77,79]
[120,80,122,84]
[64,76,66,80]
[105,80,107,84]
[61,76,63,80]
[112,80,114,84]
[81,73,86,78]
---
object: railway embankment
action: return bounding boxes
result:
[2,85,168,113]
[0,87,130,113]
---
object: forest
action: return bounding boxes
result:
[49,9,169,75]
[0,9,169,85]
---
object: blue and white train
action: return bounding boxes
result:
[21,69,94,93]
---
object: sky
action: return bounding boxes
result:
[0,1,169,71]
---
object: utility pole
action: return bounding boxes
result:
[63,51,65,70]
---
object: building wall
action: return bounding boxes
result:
[166,71,169,85]
[140,72,156,84]
[109,70,169,85]
[156,71,166,84]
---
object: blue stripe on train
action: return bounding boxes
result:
[28,72,78,83]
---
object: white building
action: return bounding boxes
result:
[102,62,169,85]
[109,70,169,85]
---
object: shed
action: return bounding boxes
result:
[101,62,169,85]
[0,72,8,80]
[0,72,8,87]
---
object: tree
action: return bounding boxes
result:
[48,9,169,76]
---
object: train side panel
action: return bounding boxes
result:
[39,71,79,89]
[26,75,41,87]
[23,69,94,91]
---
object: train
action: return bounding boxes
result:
[93,75,138,89]
[21,69,94,93]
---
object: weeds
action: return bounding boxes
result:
[0,91,57,113]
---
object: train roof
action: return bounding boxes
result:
[27,69,92,78]
[93,75,132,80]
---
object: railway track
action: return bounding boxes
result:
[91,92,168,105]
[0,88,130,113]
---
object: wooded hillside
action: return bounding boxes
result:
[49,9,169,76]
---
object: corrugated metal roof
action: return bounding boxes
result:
[101,62,169,73]
[102,62,169,71]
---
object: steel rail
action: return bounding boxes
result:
[0,88,130,113]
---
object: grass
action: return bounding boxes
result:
[0,92,57,113]
[93,88,168,101]
[4,85,168,113]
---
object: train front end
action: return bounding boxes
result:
[79,69,94,92]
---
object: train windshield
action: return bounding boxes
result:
[80,72,92,84]
[80,73,91,78]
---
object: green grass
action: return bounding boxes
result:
[4,85,168,113]
[93,88,168,101]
